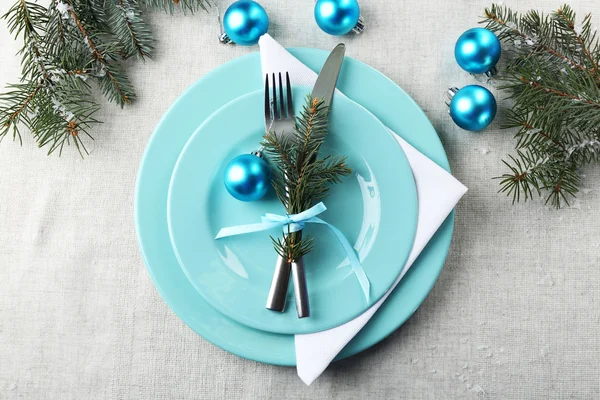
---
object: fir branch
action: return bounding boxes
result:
[482,4,589,73]
[295,97,328,170]
[107,0,154,59]
[32,75,99,156]
[64,1,135,106]
[0,82,42,144]
[3,0,47,40]
[1,0,101,154]
[554,7,600,78]
[483,3,600,208]
[138,0,208,15]
[262,130,296,172]
[261,96,351,262]
[270,230,315,265]
[4,0,52,82]
[0,0,209,155]
[45,1,81,58]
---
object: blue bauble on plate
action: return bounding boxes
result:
[224,153,271,201]
[315,0,360,36]
[223,0,269,46]
[449,85,497,132]
[455,28,501,74]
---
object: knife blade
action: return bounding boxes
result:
[265,44,346,317]
[311,43,345,107]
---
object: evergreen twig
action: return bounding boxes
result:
[482,3,600,208]
[0,0,208,156]
[261,96,351,262]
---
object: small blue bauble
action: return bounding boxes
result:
[449,85,497,132]
[454,28,501,74]
[315,0,360,36]
[223,0,269,46]
[224,154,271,201]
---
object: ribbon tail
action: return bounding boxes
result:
[346,253,370,302]
[309,217,370,301]
[215,221,283,239]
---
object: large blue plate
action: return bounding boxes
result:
[135,48,454,365]
[167,87,418,334]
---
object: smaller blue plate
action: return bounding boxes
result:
[167,87,418,335]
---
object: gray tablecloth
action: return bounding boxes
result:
[1,0,599,398]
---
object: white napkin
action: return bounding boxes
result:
[259,34,468,385]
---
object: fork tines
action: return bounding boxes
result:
[264,72,294,124]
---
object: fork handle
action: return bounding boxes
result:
[266,254,291,312]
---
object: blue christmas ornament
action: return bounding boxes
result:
[446,85,497,132]
[454,28,501,75]
[224,153,271,201]
[222,0,269,46]
[314,0,364,36]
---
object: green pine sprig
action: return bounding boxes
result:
[108,0,155,59]
[261,96,352,262]
[0,0,208,156]
[481,3,600,208]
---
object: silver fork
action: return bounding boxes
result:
[264,72,310,318]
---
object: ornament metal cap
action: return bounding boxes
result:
[352,15,365,34]
[216,5,233,44]
[251,148,264,158]
[219,32,233,44]
[482,66,497,78]
[444,87,459,110]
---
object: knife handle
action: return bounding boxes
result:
[266,254,291,312]
[291,257,310,318]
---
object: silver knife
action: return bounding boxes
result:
[265,43,346,318]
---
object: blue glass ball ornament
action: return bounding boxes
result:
[448,85,497,132]
[222,0,269,46]
[454,28,501,74]
[314,0,361,36]
[224,153,271,202]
